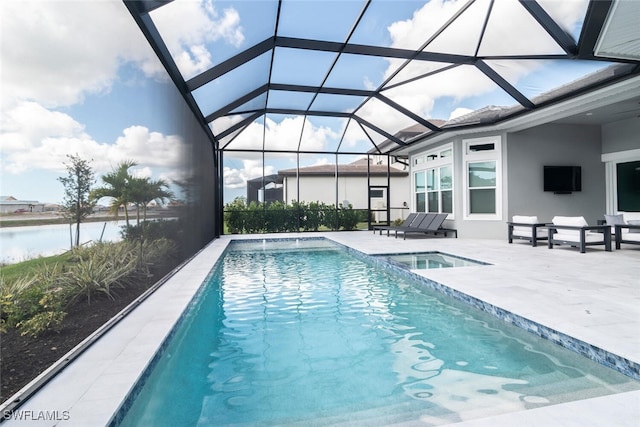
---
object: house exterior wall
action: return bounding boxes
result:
[282,175,410,220]
[506,123,605,226]
[601,117,640,154]
[600,117,640,213]
[409,123,607,239]
[0,202,45,214]
[409,133,508,239]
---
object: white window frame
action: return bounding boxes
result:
[411,144,454,217]
[601,148,640,214]
[462,136,502,220]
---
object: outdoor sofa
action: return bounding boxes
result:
[546,216,611,253]
[507,215,548,247]
[604,212,640,249]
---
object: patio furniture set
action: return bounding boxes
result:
[507,212,640,253]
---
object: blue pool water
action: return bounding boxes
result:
[376,251,488,270]
[116,239,638,426]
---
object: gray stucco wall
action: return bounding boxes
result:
[450,133,509,239]
[506,123,605,225]
[601,117,640,154]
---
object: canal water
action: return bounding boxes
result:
[0,221,124,264]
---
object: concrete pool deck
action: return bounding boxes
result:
[2,232,639,426]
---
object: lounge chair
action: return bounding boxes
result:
[605,212,640,249]
[392,213,433,238]
[373,213,418,236]
[546,216,611,253]
[396,213,457,239]
[507,215,548,247]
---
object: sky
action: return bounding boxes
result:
[1,0,592,205]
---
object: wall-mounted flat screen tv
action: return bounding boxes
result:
[543,166,581,193]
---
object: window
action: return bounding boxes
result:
[616,160,640,211]
[463,137,502,220]
[601,149,640,214]
[468,161,496,213]
[415,171,426,212]
[369,189,384,198]
[412,144,453,215]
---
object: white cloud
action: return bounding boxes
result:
[1,101,183,180]
[448,107,473,120]
[1,102,88,153]
[149,0,244,79]
[131,166,153,179]
[388,0,464,51]
[366,0,588,128]
[221,116,339,190]
[225,116,338,152]
[538,0,589,35]
[0,1,163,110]
[110,126,184,171]
[223,159,274,189]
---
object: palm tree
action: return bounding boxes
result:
[90,160,136,228]
[128,177,174,227]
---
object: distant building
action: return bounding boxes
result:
[0,196,45,214]
[244,159,411,222]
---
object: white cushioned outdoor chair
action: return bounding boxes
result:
[547,216,611,253]
[507,215,548,247]
[605,212,640,249]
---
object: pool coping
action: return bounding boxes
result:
[1,234,638,426]
[111,236,640,424]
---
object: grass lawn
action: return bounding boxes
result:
[0,253,76,281]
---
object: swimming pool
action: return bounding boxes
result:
[376,251,488,270]
[114,238,639,426]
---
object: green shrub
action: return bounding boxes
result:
[0,265,67,337]
[304,201,323,231]
[63,243,137,303]
[222,200,371,233]
[17,306,67,337]
[339,203,360,231]
[135,238,180,280]
[265,201,289,232]
[1,236,181,337]
[322,204,339,230]
[224,198,246,233]
[121,219,182,242]
[244,201,264,233]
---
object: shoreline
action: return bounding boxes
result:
[0,211,178,228]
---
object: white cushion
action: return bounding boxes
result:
[621,212,640,223]
[620,233,640,242]
[553,231,603,243]
[551,216,588,240]
[552,216,588,227]
[512,215,547,237]
[512,215,539,224]
[604,214,625,226]
[513,229,548,238]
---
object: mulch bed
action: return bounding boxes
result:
[1,272,171,402]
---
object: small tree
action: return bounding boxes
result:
[58,154,96,247]
[91,160,136,228]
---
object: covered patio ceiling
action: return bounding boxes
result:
[124,0,640,156]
